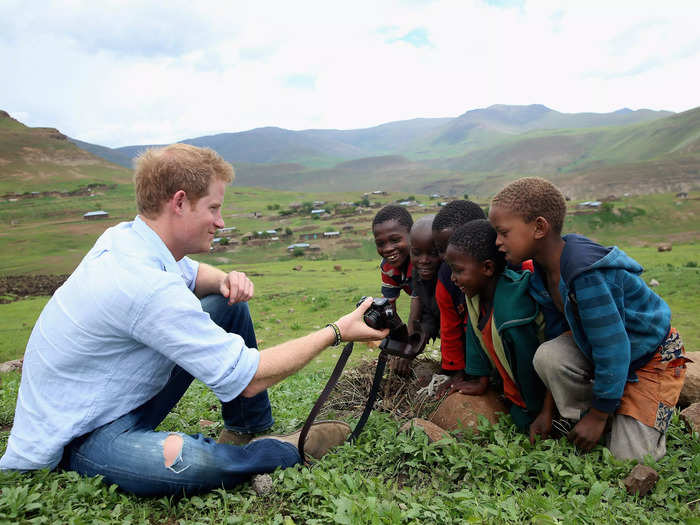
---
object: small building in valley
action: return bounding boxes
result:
[83,210,109,220]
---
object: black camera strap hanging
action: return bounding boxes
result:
[297,341,389,460]
[297,324,427,460]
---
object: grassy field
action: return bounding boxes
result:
[1,186,699,523]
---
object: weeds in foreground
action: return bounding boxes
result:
[1,370,699,524]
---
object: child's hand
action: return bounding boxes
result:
[448,379,488,396]
[437,375,488,398]
[529,412,552,444]
[529,390,555,444]
[567,409,608,451]
[390,356,411,376]
[435,371,466,398]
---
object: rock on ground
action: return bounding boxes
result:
[0,359,23,373]
[623,464,659,497]
[429,390,507,432]
[679,351,700,407]
[399,418,450,443]
[680,402,700,433]
[251,474,273,496]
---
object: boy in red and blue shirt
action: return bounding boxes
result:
[431,200,486,379]
[372,205,413,302]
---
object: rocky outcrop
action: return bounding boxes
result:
[679,351,700,407]
[623,465,659,496]
[429,390,507,432]
[680,403,700,433]
[399,418,450,443]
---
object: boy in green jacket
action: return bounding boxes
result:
[444,219,549,438]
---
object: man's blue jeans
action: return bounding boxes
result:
[61,295,301,496]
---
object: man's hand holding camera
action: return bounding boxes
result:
[335,297,391,344]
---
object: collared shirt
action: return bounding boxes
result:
[380,258,412,300]
[0,216,260,471]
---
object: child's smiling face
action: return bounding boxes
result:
[409,226,441,281]
[373,219,410,267]
[445,245,490,298]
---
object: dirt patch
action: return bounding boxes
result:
[0,274,68,303]
[321,357,443,421]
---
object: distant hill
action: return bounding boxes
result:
[5,103,698,198]
[0,111,131,194]
[71,104,672,169]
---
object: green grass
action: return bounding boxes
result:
[1,370,698,524]
[1,184,700,522]
[0,297,47,363]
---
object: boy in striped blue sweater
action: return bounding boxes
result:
[488,177,689,460]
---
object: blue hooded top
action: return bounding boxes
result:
[528,234,671,414]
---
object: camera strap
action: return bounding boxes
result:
[297,342,389,461]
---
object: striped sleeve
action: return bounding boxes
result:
[380,260,402,300]
[572,271,629,413]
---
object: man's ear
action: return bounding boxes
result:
[482,259,496,278]
[169,190,188,216]
[533,216,550,240]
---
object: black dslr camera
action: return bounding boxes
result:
[358,297,402,331]
[357,296,426,359]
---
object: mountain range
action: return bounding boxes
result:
[2,104,699,198]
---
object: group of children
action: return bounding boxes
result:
[371,177,689,461]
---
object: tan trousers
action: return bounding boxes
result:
[533,333,666,461]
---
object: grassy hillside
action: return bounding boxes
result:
[0,111,132,195]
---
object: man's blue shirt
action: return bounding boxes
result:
[0,216,260,471]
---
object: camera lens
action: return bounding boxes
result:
[364,310,383,329]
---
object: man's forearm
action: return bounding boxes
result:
[241,325,337,397]
[194,262,226,298]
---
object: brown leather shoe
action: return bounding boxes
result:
[217,429,255,446]
[251,420,351,460]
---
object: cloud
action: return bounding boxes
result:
[285,74,316,90]
[482,0,524,8]
[0,0,698,147]
[392,27,432,48]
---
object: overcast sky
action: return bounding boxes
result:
[1,0,698,148]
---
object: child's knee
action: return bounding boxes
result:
[533,340,560,377]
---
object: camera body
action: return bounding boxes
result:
[357,296,403,332]
[357,296,426,359]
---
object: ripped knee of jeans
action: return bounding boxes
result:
[163,433,190,474]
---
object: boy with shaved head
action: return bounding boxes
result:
[405,215,442,364]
